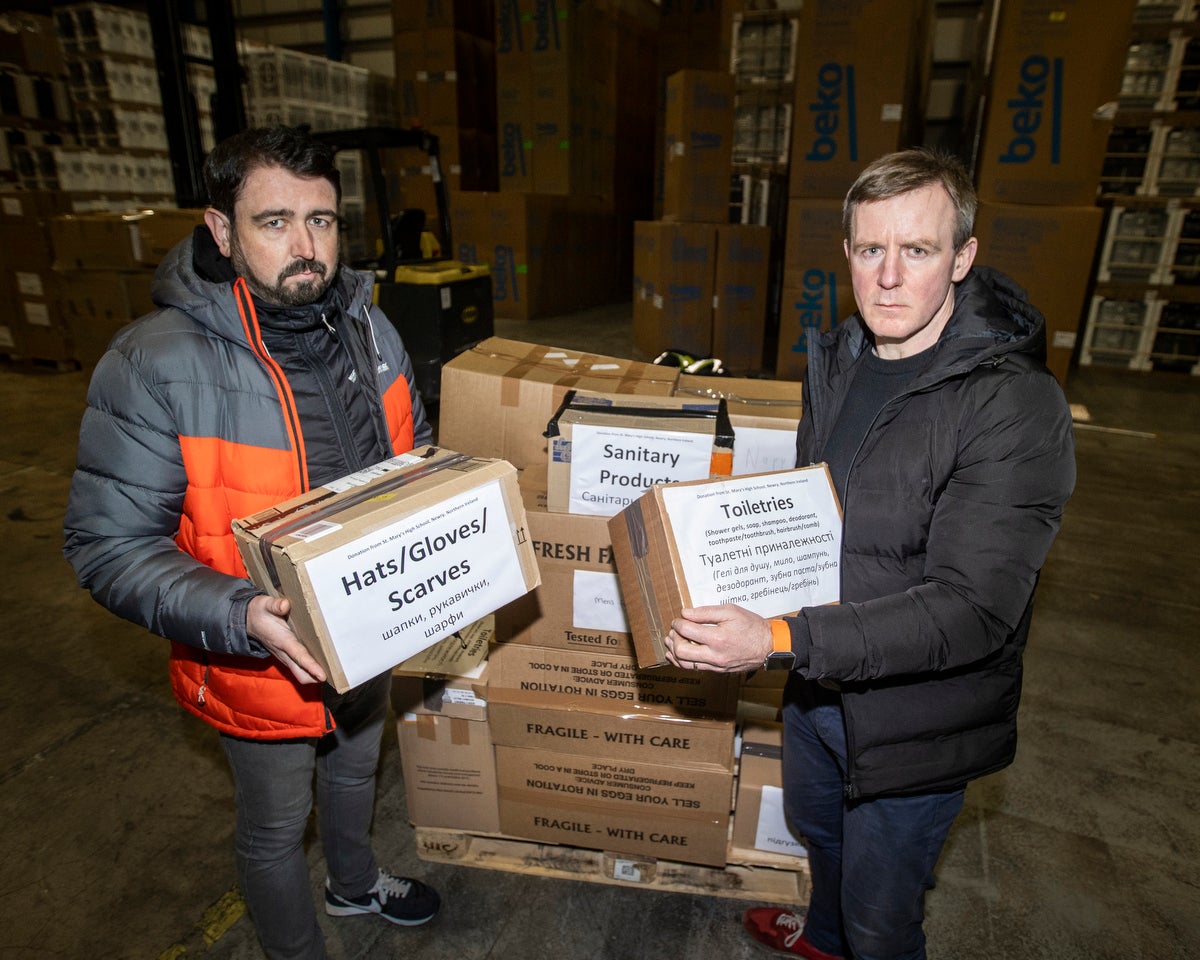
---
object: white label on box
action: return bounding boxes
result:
[567,422,714,517]
[880,103,903,121]
[441,686,486,706]
[1052,331,1077,349]
[23,301,50,327]
[732,425,797,477]
[302,478,526,688]
[291,519,341,542]
[0,324,14,349]
[659,467,841,616]
[2,197,23,216]
[15,272,43,297]
[440,287,451,309]
[324,453,426,493]
[755,785,807,856]
[573,570,629,632]
[128,222,144,263]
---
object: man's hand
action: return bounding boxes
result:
[665,604,773,673]
[246,594,327,685]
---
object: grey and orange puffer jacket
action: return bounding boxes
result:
[64,227,432,739]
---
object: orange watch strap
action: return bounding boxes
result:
[769,619,792,653]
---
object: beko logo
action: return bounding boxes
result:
[805,63,856,162]
[999,55,1063,165]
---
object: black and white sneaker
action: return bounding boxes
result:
[324,870,440,927]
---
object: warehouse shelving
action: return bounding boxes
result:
[1087,10,1200,375]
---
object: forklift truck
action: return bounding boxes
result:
[313,126,492,406]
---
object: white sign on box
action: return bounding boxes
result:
[566,422,714,516]
[300,478,528,689]
[659,466,842,616]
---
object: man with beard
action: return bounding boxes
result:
[64,126,440,960]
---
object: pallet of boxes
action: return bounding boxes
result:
[393,336,828,901]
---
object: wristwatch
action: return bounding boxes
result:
[762,619,796,671]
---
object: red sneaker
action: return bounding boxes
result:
[741,907,844,959]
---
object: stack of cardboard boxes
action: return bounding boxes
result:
[445,0,660,322]
[775,0,932,382]
[390,337,807,871]
[391,1,498,209]
[45,3,176,212]
[1,11,74,193]
[635,69,773,375]
[972,0,1139,385]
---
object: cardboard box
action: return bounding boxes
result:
[488,640,742,719]
[544,390,735,516]
[0,12,66,76]
[59,270,154,367]
[396,711,501,833]
[233,448,541,693]
[498,478,636,656]
[437,337,678,471]
[729,720,807,867]
[609,466,843,667]
[495,744,733,867]
[777,198,854,381]
[662,70,735,224]
[974,0,1138,206]
[673,374,801,477]
[50,208,205,271]
[712,225,771,375]
[486,685,737,771]
[788,0,927,199]
[632,220,717,360]
[674,374,802,422]
[390,616,494,722]
[973,202,1104,386]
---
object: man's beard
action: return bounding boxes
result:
[228,230,338,307]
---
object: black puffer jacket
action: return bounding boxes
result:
[788,266,1076,797]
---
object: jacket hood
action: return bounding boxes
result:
[823,265,1048,381]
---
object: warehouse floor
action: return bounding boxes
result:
[1,303,1197,960]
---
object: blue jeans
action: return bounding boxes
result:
[220,671,391,960]
[783,677,965,960]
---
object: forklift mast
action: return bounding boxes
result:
[312,126,454,275]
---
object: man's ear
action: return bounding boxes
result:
[952,236,978,282]
[204,207,232,258]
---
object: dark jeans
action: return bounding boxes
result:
[220,671,391,960]
[783,677,965,960]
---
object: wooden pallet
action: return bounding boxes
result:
[414,827,810,904]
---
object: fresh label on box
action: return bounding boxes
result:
[659,467,841,616]
[566,423,714,516]
[301,478,527,688]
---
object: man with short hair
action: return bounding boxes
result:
[665,149,1076,959]
[64,126,440,960]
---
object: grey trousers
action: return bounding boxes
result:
[219,671,390,960]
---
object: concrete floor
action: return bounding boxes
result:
[1,303,1197,960]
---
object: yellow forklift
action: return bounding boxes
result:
[313,127,492,406]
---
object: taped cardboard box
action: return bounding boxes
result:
[438,337,678,471]
[674,374,801,477]
[497,477,636,657]
[487,640,741,719]
[50,208,206,271]
[495,745,733,867]
[233,447,540,693]
[609,465,843,668]
[974,0,1138,206]
[729,720,807,868]
[544,389,735,516]
[390,616,494,722]
[396,712,501,834]
[485,685,737,772]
